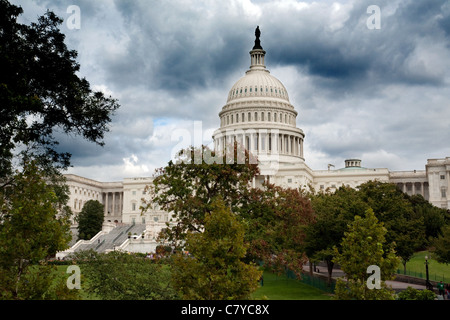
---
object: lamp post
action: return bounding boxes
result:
[425,255,433,291]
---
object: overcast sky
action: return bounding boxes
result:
[11,0,450,181]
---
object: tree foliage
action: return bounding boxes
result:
[396,286,436,300]
[304,186,368,283]
[240,183,315,277]
[333,209,400,300]
[305,181,427,278]
[408,194,448,241]
[145,145,259,248]
[432,224,450,265]
[171,198,262,300]
[76,200,104,240]
[71,250,178,300]
[357,181,426,270]
[0,0,120,178]
[0,161,73,299]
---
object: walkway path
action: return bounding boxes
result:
[304,264,428,291]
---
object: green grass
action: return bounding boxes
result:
[57,265,333,300]
[251,271,333,300]
[399,251,450,283]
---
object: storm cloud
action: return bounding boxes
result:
[11,0,450,181]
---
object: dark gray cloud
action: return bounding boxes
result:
[10,0,450,179]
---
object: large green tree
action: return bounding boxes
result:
[333,209,400,300]
[0,0,119,178]
[145,145,259,248]
[76,200,104,240]
[357,181,426,272]
[240,183,315,277]
[408,194,448,241]
[0,161,74,299]
[171,198,262,300]
[432,224,450,265]
[304,186,369,283]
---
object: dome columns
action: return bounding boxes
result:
[213,128,304,160]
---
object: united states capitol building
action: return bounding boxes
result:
[57,28,450,257]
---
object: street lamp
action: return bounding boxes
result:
[425,255,433,291]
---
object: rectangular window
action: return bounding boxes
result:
[442,189,447,198]
[288,179,292,183]
[132,203,136,211]
[441,175,445,180]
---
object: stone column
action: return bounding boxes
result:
[104,192,109,215]
[112,192,115,215]
[301,138,304,158]
[119,192,123,215]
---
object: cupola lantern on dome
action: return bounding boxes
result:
[249,26,267,71]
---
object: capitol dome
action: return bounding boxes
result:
[213,27,306,175]
[227,68,290,103]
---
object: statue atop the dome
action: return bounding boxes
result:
[253,26,263,50]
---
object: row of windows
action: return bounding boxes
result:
[222,111,294,126]
[131,202,160,211]
[229,86,287,99]
[73,188,100,198]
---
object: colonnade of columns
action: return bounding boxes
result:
[103,191,123,216]
[397,182,429,199]
[215,131,304,158]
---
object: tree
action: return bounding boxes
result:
[304,186,369,284]
[171,198,262,300]
[333,209,400,300]
[240,183,315,277]
[0,161,74,299]
[432,225,450,265]
[408,194,448,241]
[0,0,119,178]
[144,145,258,249]
[357,181,426,272]
[71,250,178,300]
[76,200,104,240]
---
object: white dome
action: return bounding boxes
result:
[227,69,290,103]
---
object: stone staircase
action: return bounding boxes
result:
[58,223,147,258]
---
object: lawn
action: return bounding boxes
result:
[251,271,333,300]
[57,265,333,300]
[399,250,450,283]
